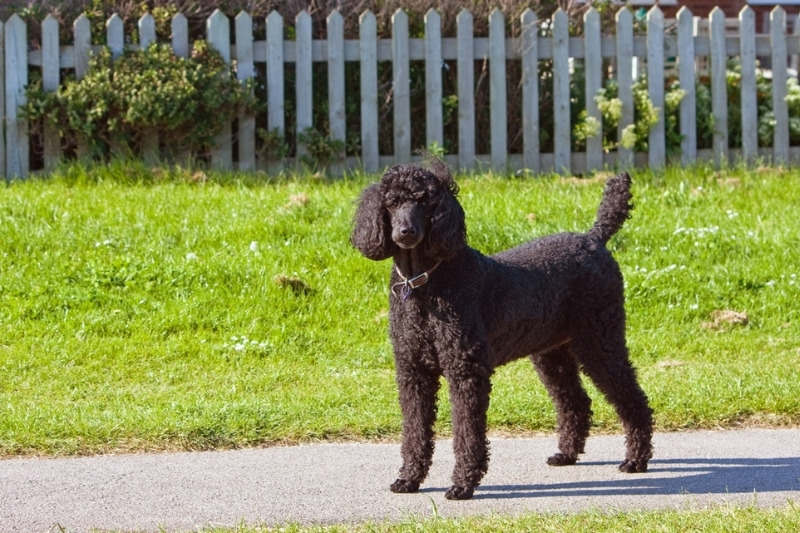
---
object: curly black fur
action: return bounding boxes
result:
[351,162,653,501]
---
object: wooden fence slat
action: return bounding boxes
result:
[647,7,665,169]
[392,9,411,164]
[0,20,4,179]
[771,7,789,164]
[359,10,379,172]
[520,9,539,173]
[171,14,189,58]
[139,13,159,163]
[489,9,507,170]
[207,9,232,169]
[327,10,346,162]
[296,10,313,162]
[552,9,570,174]
[236,11,255,171]
[42,15,61,170]
[709,8,729,167]
[73,14,91,159]
[457,9,475,170]
[266,11,284,143]
[106,14,124,59]
[584,8,603,171]
[677,7,696,165]
[739,7,758,164]
[5,15,27,178]
[615,9,634,168]
[424,9,443,152]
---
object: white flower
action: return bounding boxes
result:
[249,241,259,253]
[186,252,198,261]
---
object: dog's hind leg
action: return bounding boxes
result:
[531,346,593,466]
[573,333,653,473]
[391,370,440,493]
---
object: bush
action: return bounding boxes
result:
[24,41,256,160]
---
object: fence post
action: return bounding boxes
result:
[327,10,346,172]
[73,14,91,159]
[424,9,443,155]
[584,8,603,172]
[647,7,665,169]
[771,7,789,164]
[139,13,159,164]
[5,14,28,179]
[392,9,411,165]
[489,9,507,170]
[457,9,475,171]
[171,14,189,58]
[552,8,570,174]
[206,9,232,169]
[677,7,696,166]
[520,9,539,173]
[359,10,379,172]
[296,11,313,164]
[266,10,284,166]
[739,7,758,164]
[42,15,61,171]
[709,8,729,168]
[615,8,634,169]
[236,11,255,171]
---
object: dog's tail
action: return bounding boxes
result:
[588,172,633,244]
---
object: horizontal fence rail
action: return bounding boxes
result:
[2,6,800,178]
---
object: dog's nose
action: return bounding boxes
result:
[399,226,416,237]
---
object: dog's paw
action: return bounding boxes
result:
[546,453,578,467]
[390,478,420,493]
[444,485,475,500]
[618,459,648,473]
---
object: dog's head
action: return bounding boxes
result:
[351,160,466,261]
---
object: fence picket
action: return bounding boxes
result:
[520,9,539,173]
[236,11,256,171]
[206,9,232,169]
[584,8,603,171]
[489,9,507,170]
[647,7,665,169]
[42,15,60,170]
[359,11,378,172]
[106,14,124,59]
[266,11,284,143]
[392,10,411,164]
[771,7,789,164]
[73,14,91,159]
[5,15,27,178]
[327,10,346,170]
[296,11,313,162]
[616,9,634,168]
[172,14,189,58]
[677,7,697,165]
[457,9,475,170]
[709,8,729,167]
[425,10,443,152]
[552,9,570,174]
[139,14,159,163]
[739,7,758,164]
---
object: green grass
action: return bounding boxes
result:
[1,161,799,456]
[207,504,800,532]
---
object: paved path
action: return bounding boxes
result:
[2,429,799,532]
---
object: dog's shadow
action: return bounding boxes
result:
[420,457,800,499]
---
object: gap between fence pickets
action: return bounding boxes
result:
[3,6,800,178]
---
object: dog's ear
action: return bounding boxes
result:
[351,183,395,261]
[423,187,466,260]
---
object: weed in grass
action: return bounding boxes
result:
[0,163,799,456]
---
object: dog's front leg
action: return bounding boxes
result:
[444,368,492,500]
[391,369,440,493]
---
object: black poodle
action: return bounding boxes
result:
[351,161,653,500]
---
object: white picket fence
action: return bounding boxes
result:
[2,5,800,178]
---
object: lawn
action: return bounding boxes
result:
[0,161,798,456]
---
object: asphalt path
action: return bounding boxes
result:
[2,428,799,532]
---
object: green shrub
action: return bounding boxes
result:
[24,41,257,160]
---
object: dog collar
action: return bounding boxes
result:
[391,261,442,300]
